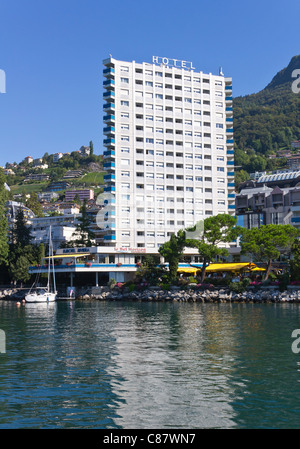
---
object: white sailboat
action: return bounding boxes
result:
[25,226,57,303]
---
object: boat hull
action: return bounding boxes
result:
[25,292,57,303]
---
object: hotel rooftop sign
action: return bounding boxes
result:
[152,56,195,70]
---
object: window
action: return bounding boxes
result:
[145,81,153,87]
[145,92,153,98]
[121,207,130,213]
[122,194,130,201]
[121,77,129,83]
[121,158,130,165]
[121,124,129,130]
[121,136,129,142]
[146,138,154,144]
[155,71,163,77]
[155,93,163,99]
[121,147,130,153]
[121,100,129,106]
[120,66,129,72]
[121,112,129,118]
[121,171,130,177]
[216,123,224,128]
[146,115,153,121]
[145,69,153,76]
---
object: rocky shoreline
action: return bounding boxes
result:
[2,286,300,304]
[77,285,300,303]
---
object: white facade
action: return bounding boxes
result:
[102,56,235,248]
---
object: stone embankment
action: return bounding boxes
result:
[76,286,300,303]
[2,286,300,303]
[0,288,29,301]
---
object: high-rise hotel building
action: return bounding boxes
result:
[102,56,235,248]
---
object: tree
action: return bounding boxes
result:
[26,192,43,217]
[240,224,299,280]
[89,140,94,155]
[9,255,31,286]
[186,214,240,282]
[159,229,186,282]
[72,200,95,247]
[11,209,32,247]
[290,240,300,281]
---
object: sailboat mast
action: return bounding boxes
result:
[47,226,51,291]
[51,228,56,293]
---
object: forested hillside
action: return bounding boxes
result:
[233,55,300,184]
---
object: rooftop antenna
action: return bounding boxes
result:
[219,66,224,76]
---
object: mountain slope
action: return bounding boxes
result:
[233,55,300,155]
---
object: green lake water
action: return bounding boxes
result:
[0,300,300,429]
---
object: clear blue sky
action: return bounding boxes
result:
[0,0,299,166]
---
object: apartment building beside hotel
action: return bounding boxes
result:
[102,55,235,248]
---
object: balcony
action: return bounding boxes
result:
[104,174,115,181]
[103,114,115,122]
[227,150,234,155]
[103,150,115,158]
[104,186,116,192]
[226,107,233,112]
[103,91,115,98]
[103,79,115,88]
[103,103,115,111]
[227,139,234,144]
[103,162,115,170]
[226,128,234,133]
[103,126,115,135]
[103,67,115,76]
[104,235,116,241]
[103,138,115,145]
